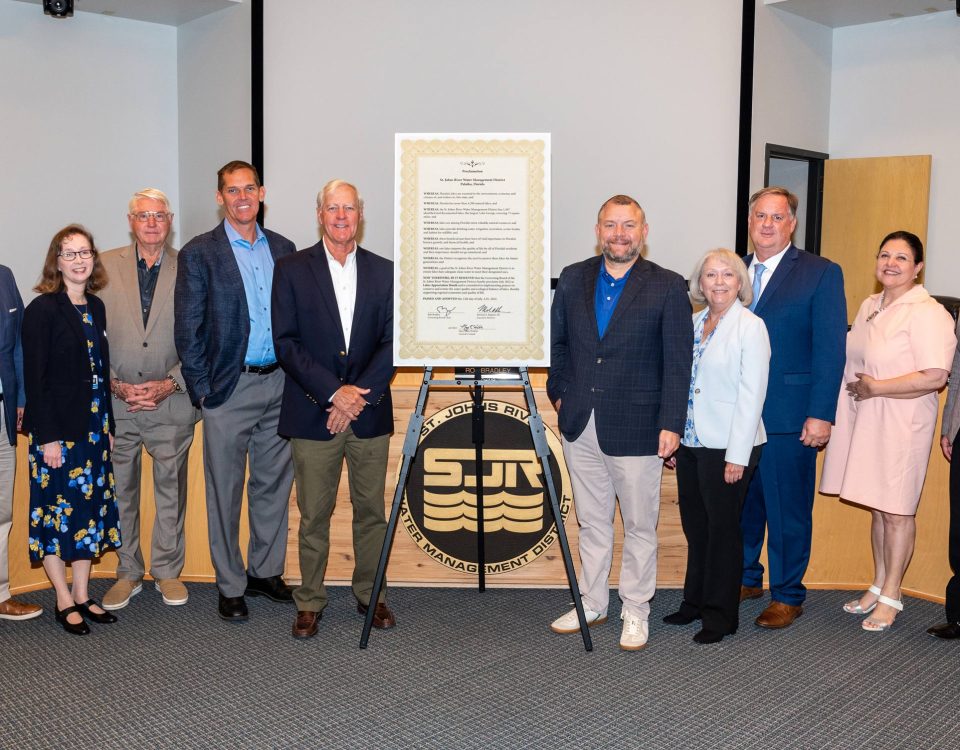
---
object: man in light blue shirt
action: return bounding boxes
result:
[175,160,296,622]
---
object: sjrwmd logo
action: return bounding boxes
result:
[401,400,571,574]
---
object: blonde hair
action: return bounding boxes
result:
[689,248,752,306]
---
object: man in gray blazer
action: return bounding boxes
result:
[175,161,295,622]
[100,188,200,611]
[547,195,693,650]
[0,266,41,621]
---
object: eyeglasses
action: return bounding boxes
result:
[59,249,94,261]
[131,211,171,223]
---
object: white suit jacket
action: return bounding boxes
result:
[690,299,770,465]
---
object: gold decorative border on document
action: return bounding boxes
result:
[396,136,548,365]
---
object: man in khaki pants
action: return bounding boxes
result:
[100,188,199,610]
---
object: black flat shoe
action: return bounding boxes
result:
[218,593,249,621]
[75,599,118,624]
[663,610,699,625]
[693,628,726,644]
[55,605,91,636]
[245,574,294,603]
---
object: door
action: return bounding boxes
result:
[820,155,932,325]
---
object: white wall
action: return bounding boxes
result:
[262,0,744,278]
[830,12,960,297]
[0,0,179,296]
[177,1,252,244]
[750,3,832,221]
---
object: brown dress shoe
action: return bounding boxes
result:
[292,610,320,639]
[0,597,43,621]
[739,585,763,603]
[755,601,803,629]
[357,600,397,629]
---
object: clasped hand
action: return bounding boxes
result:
[327,385,370,434]
[845,372,876,402]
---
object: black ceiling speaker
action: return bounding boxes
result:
[43,0,73,18]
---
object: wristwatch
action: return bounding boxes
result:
[167,374,184,394]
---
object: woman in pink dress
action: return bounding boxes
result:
[821,231,956,631]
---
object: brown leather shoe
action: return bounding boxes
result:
[0,597,43,621]
[357,600,397,629]
[755,600,803,629]
[739,585,764,603]
[292,610,320,639]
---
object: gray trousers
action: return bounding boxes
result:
[111,414,195,581]
[201,370,293,597]
[0,403,15,603]
[562,412,663,619]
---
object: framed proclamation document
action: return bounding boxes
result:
[393,133,551,367]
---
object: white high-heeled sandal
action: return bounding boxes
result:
[843,585,882,615]
[862,595,903,632]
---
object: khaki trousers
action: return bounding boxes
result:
[562,412,663,619]
[291,430,390,613]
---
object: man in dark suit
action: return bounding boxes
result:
[547,195,693,650]
[0,266,40,621]
[272,180,395,639]
[174,160,295,622]
[739,186,846,628]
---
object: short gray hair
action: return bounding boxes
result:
[316,179,364,211]
[689,248,752,306]
[128,187,171,215]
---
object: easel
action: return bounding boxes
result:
[359,365,594,651]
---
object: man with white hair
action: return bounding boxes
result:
[272,179,396,639]
[100,188,200,610]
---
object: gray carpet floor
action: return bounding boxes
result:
[1,583,958,749]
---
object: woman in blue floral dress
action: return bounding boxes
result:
[22,224,121,635]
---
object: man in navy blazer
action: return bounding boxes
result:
[739,186,846,628]
[547,195,693,650]
[0,266,41,621]
[175,160,296,622]
[272,180,395,639]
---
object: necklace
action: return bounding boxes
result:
[865,292,886,323]
[72,300,92,325]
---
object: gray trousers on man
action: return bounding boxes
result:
[201,370,293,597]
[0,402,15,603]
[111,413,195,581]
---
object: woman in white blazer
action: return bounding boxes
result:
[663,249,770,644]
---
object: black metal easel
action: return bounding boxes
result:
[359,365,593,651]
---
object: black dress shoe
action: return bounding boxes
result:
[927,621,960,639]
[245,575,294,602]
[663,610,699,625]
[357,600,397,629]
[218,594,249,621]
[75,598,118,624]
[693,628,726,644]
[55,605,91,636]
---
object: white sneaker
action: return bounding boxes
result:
[550,606,607,634]
[620,612,649,650]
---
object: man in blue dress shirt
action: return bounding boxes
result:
[175,161,296,621]
[547,195,692,650]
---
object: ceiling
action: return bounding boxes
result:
[14,0,241,27]
[766,0,956,28]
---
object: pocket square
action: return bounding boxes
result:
[7,308,15,313]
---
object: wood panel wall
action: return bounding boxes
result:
[9,369,952,602]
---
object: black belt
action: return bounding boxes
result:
[241,362,280,375]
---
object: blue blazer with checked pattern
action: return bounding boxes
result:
[547,255,693,457]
